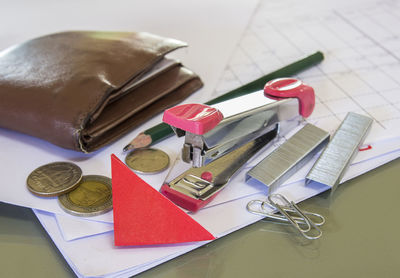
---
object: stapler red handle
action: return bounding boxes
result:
[163,103,224,135]
[264,77,315,117]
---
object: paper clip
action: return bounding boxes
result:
[246,194,325,240]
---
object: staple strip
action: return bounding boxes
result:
[246,123,330,192]
[306,112,373,191]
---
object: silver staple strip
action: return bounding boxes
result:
[306,112,373,191]
[246,124,330,193]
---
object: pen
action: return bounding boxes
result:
[123,51,324,152]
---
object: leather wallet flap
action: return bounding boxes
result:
[0,31,202,152]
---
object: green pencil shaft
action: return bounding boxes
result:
[144,122,174,145]
[145,51,324,145]
[206,51,323,105]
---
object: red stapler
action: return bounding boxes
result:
[161,78,315,212]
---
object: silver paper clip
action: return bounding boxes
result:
[247,194,325,240]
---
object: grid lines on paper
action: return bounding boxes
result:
[213,0,400,142]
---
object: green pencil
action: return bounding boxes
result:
[123,51,324,152]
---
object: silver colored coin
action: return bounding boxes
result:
[27,162,82,197]
[58,175,113,217]
[125,148,170,174]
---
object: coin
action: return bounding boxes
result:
[26,162,82,197]
[58,175,113,217]
[125,148,170,174]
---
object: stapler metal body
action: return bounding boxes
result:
[161,78,315,212]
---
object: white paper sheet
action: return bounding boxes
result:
[56,214,114,242]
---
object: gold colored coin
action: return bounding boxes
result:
[27,162,82,197]
[58,175,112,217]
[125,148,170,174]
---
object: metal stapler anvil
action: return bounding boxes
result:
[160,78,315,212]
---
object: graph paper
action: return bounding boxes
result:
[214,0,400,143]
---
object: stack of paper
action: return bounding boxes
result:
[1,0,400,277]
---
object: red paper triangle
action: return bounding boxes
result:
[111,154,215,246]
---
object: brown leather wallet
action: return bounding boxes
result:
[0,31,203,152]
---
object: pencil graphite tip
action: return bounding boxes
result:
[122,133,152,152]
[123,144,133,152]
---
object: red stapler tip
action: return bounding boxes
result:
[163,103,224,135]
